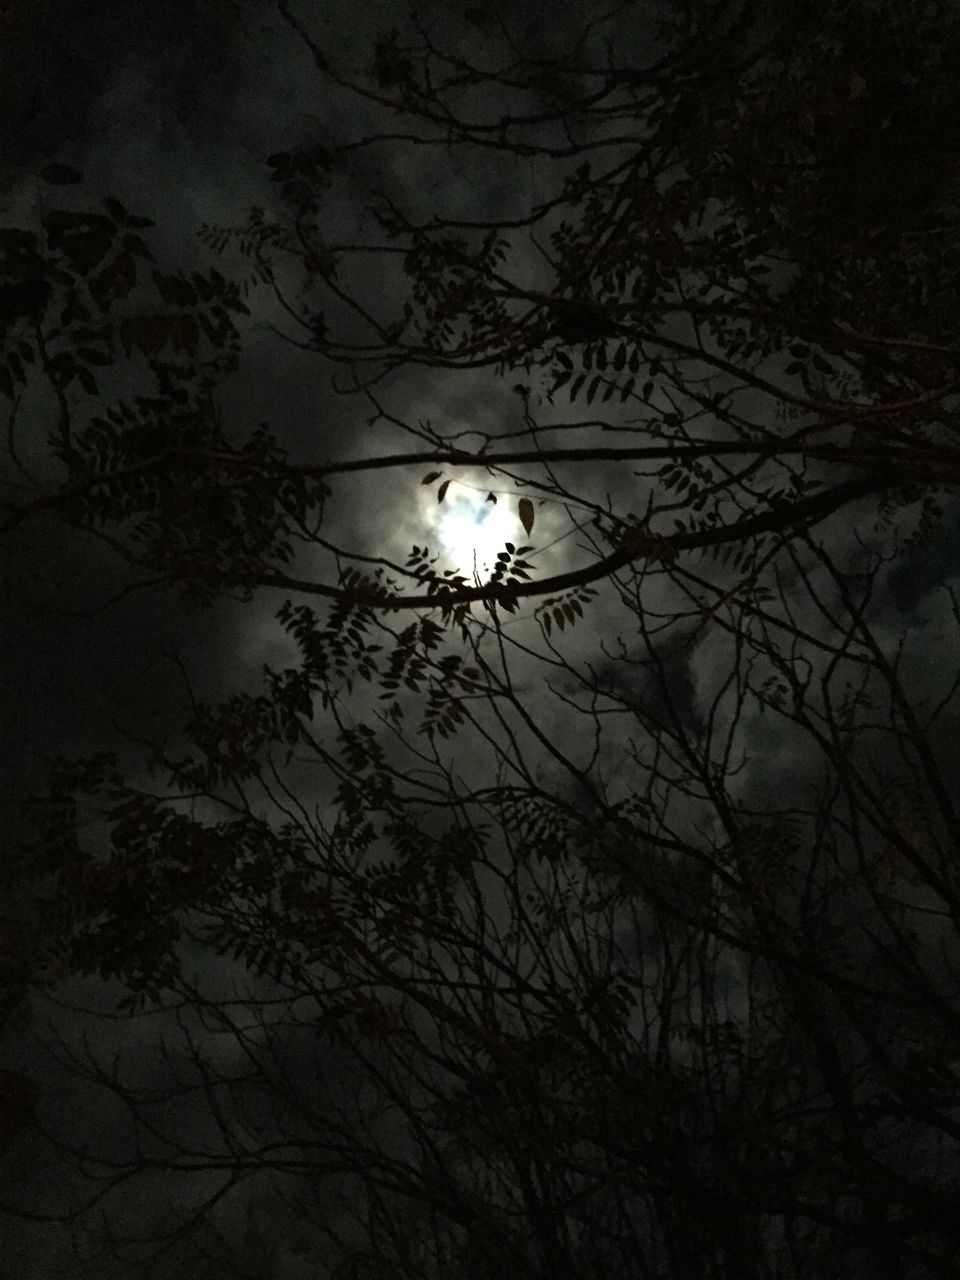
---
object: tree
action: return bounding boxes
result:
[3,2,960,1276]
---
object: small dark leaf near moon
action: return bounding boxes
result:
[550,298,616,344]
[40,163,84,185]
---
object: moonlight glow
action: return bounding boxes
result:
[433,486,522,574]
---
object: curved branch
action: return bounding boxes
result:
[253,475,887,611]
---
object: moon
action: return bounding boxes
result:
[432,486,520,576]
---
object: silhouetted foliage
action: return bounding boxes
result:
[3,2,960,1277]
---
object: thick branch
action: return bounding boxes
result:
[254,474,888,611]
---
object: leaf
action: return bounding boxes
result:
[151,271,196,307]
[422,471,442,485]
[76,347,112,366]
[119,313,197,357]
[90,253,137,311]
[40,163,83,185]
[518,498,535,536]
[103,197,128,223]
[43,211,115,272]
[437,480,450,503]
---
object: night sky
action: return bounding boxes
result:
[2,3,960,1277]
[0,3,619,1272]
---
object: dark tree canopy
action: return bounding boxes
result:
[2,3,960,1278]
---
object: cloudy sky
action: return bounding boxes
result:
[0,0,672,854]
[3,3,960,1276]
[1,2,630,1273]
[0,0,619,803]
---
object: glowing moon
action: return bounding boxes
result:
[432,487,521,574]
